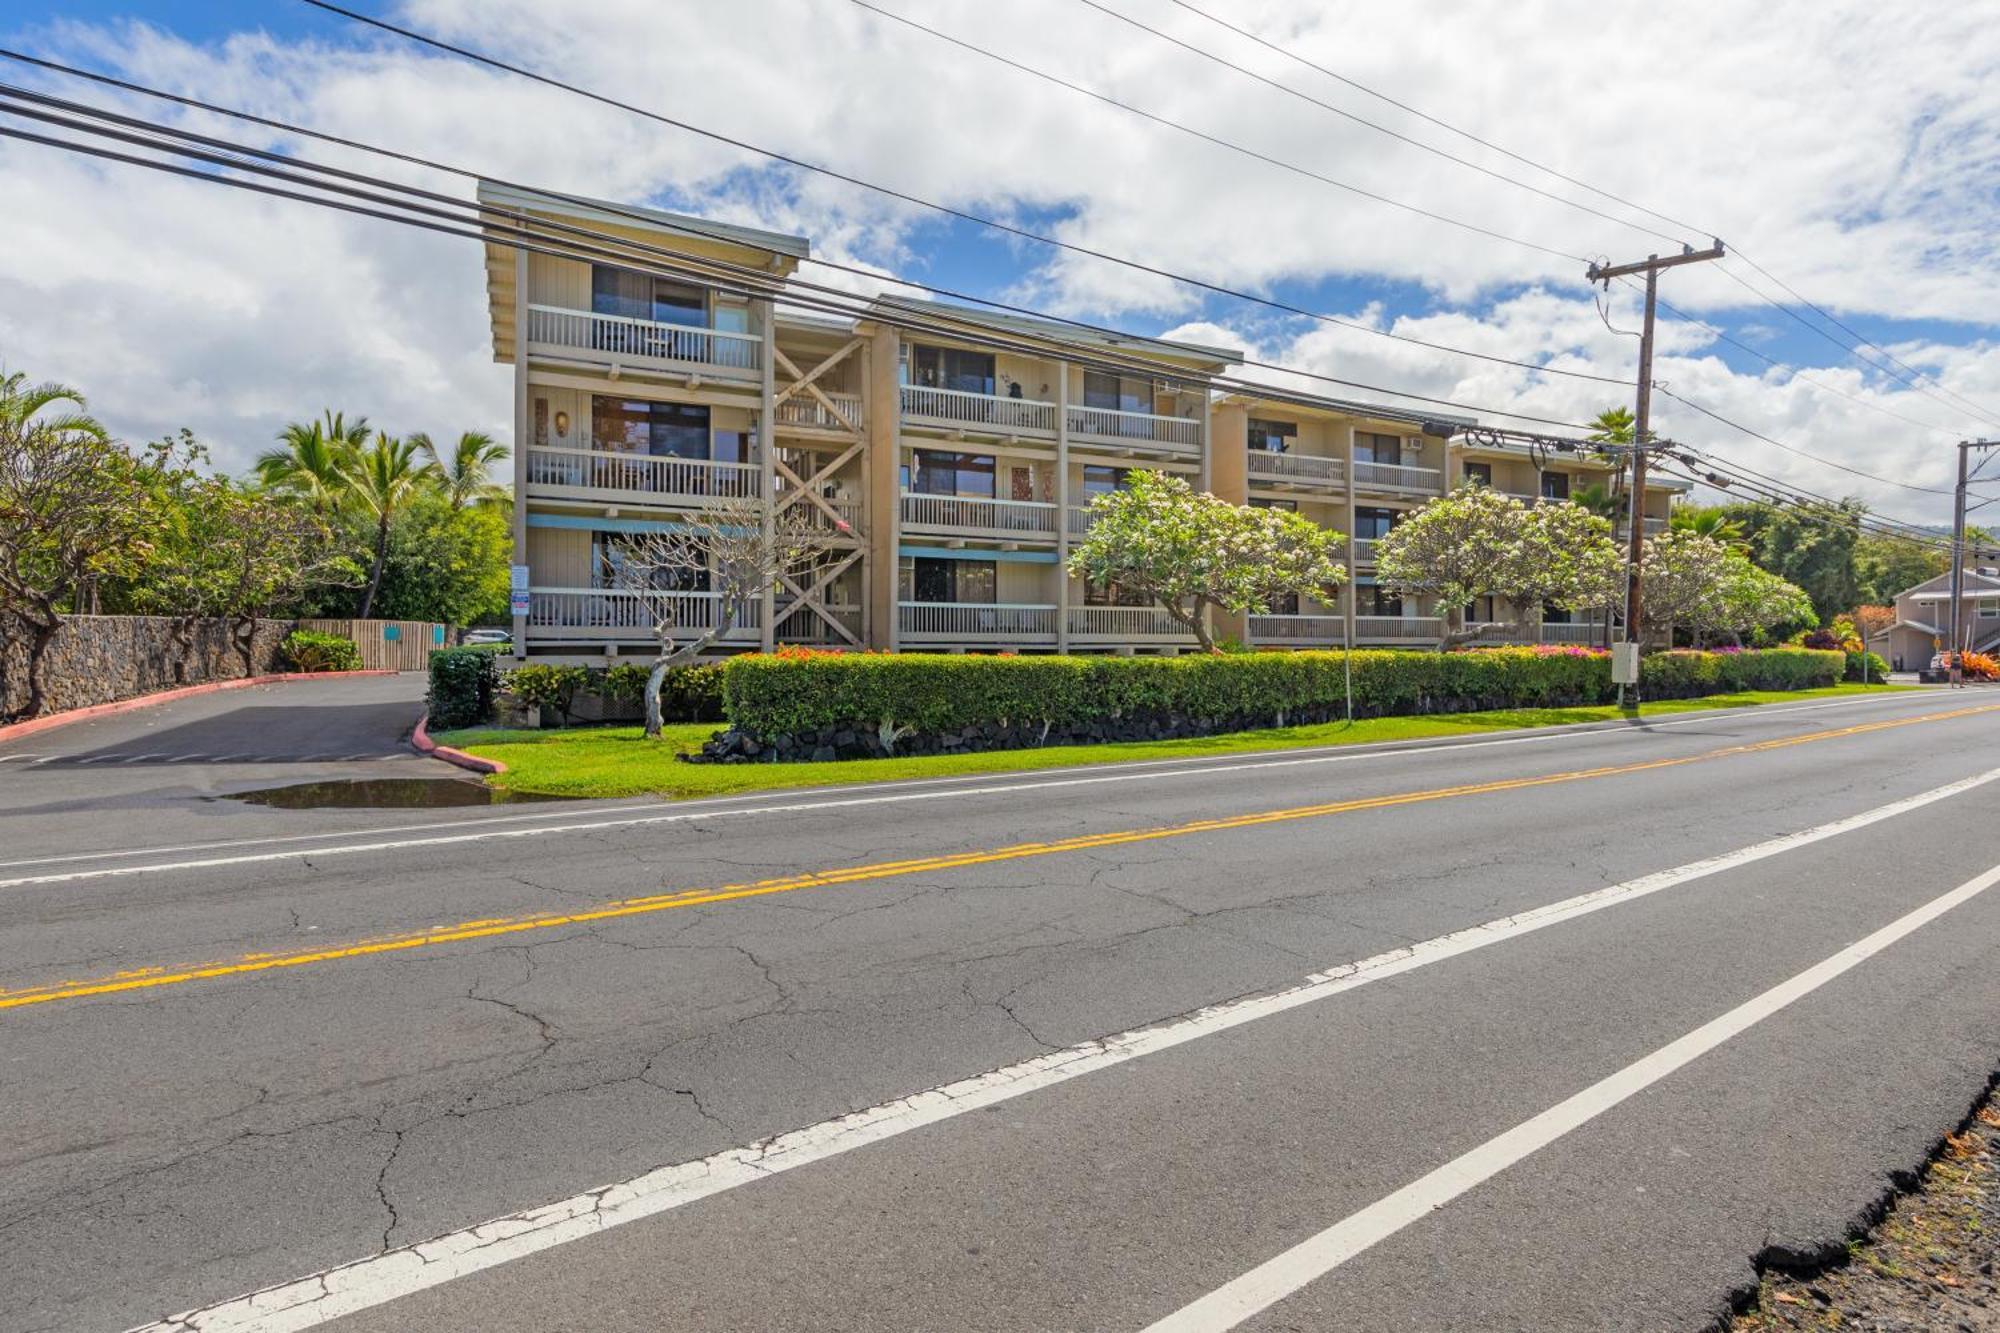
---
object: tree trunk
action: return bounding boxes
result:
[358,514,390,619]
[12,608,61,722]
[233,616,258,675]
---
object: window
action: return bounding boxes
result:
[1081,464,1130,498]
[1084,577,1151,607]
[591,266,706,328]
[911,449,996,498]
[1541,471,1571,501]
[1264,590,1300,615]
[1248,418,1297,453]
[1250,498,1297,512]
[1353,506,1399,540]
[1981,598,1999,619]
[594,532,708,593]
[593,397,710,460]
[1544,603,1574,624]
[1083,371,1153,413]
[907,556,997,604]
[1462,461,1492,486]
[1359,582,1403,617]
[909,345,996,395]
[711,424,757,466]
[1355,432,1403,466]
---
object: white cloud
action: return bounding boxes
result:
[0,0,1994,519]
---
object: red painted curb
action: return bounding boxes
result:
[411,714,507,775]
[0,670,402,745]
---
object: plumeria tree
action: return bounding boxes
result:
[614,496,841,737]
[1374,485,1621,648]
[1642,530,1813,646]
[0,375,162,719]
[1065,470,1346,652]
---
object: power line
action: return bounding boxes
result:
[0,70,1611,431]
[1654,385,1985,501]
[11,40,1969,525]
[0,95,1604,434]
[276,4,1628,389]
[1711,262,2000,430]
[1063,0,1690,250]
[1143,0,2000,432]
[853,0,1588,264]
[1157,0,1712,241]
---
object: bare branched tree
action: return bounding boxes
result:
[613,496,841,737]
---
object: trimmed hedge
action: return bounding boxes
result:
[711,647,1844,760]
[603,662,727,723]
[277,629,360,674]
[427,644,504,729]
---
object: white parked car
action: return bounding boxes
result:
[460,629,511,648]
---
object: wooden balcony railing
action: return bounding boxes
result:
[901,493,1059,537]
[526,446,760,500]
[898,602,1059,640]
[900,385,1056,433]
[525,305,762,374]
[1248,451,1343,484]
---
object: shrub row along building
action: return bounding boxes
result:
[482,184,1682,662]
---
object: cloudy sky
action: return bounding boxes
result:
[3,0,1997,522]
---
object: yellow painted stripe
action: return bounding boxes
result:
[4,701,1993,1014]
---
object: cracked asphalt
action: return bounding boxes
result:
[4,683,2000,1331]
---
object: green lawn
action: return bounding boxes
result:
[437,682,1914,801]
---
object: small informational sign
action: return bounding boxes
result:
[510,564,532,617]
[1611,643,1641,685]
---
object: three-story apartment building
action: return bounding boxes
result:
[483,184,1682,661]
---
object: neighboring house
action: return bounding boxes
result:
[1866,567,2000,671]
[480,183,1683,661]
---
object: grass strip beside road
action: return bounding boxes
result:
[440,683,1917,800]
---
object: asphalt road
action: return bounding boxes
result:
[3,685,1999,1332]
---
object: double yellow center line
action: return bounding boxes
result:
[4,701,1993,1014]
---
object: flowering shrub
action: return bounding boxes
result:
[1961,652,2000,682]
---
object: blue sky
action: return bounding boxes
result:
[3,1,1996,519]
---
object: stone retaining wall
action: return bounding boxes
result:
[1,616,295,720]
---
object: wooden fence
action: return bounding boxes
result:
[300,619,450,672]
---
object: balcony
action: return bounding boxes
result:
[525,305,762,380]
[1352,536,1379,563]
[901,385,1057,437]
[526,445,759,505]
[1247,614,1345,646]
[1352,460,1444,495]
[526,588,761,643]
[774,391,864,433]
[1248,451,1344,487]
[901,493,1060,540]
[1066,404,1202,456]
[777,603,863,644]
[896,386,1203,455]
[1355,615,1443,643]
[899,601,1059,645]
[1067,605,1194,643]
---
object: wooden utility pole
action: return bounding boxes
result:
[1947,438,2000,685]
[1586,243,1725,696]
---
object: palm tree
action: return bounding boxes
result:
[256,410,368,513]
[347,431,426,618]
[1586,406,1636,446]
[0,372,110,446]
[412,430,509,510]
[1570,480,1620,519]
[1670,506,1748,549]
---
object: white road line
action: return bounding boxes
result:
[0,692,1950,889]
[1143,854,2000,1332]
[122,764,2000,1333]
[0,691,1928,874]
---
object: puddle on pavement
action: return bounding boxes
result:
[218,778,565,809]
